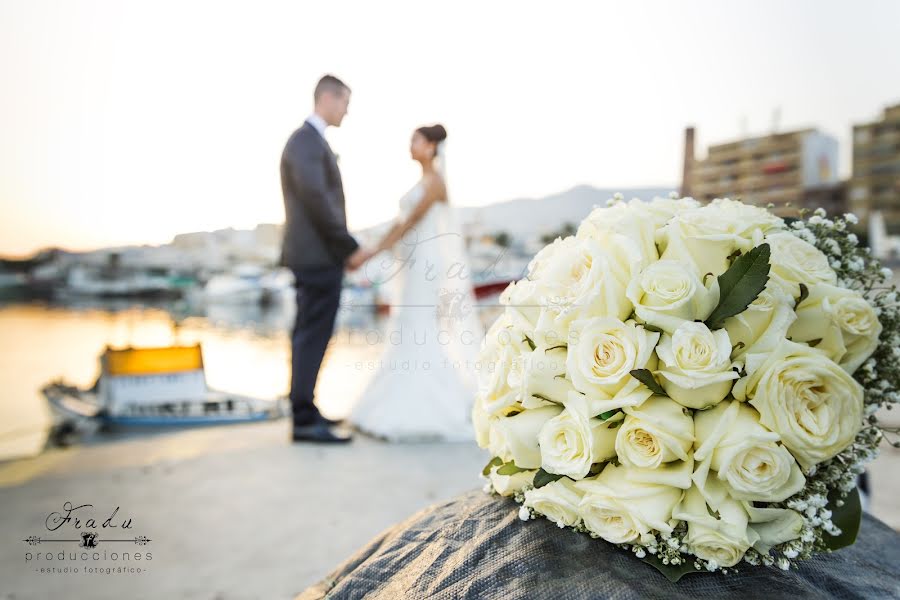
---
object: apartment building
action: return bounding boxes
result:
[850,103,900,231]
[682,127,840,216]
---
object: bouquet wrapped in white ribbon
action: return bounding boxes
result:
[474,195,898,579]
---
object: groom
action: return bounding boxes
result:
[280,74,373,444]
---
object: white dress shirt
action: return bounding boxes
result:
[305,113,328,138]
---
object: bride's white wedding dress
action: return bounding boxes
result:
[350,180,483,441]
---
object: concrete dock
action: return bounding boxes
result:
[1,420,898,600]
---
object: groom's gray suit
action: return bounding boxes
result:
[280,120,358,427]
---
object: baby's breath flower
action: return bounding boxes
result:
[492,197,899,577]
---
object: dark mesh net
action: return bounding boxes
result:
[298,490,900,600]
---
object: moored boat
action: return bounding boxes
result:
[43,344,288,431]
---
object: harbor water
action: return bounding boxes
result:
[0,299,389,462]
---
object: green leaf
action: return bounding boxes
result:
[523,334,536,351]
[823,486,862,551]
[588,461,607,476]
[598,409,621,421]
[640,323,665,334]
[533,468,564,488]
[630,369,668,396]
[546,344,568,351]
[497,461,527,476]
[482,456,503,477]
[807,338,823,348]
[797,282,809,305]
[639,552,702,582]
[705,243,771,329]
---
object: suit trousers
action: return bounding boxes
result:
[289,265,344,427]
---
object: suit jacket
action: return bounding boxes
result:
[279,121,359,270]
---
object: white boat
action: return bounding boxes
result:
[43,344,288,430]
[203,265,265,303]
[259,268,295,305]
[64,265,179,298]
[203,266,296,305]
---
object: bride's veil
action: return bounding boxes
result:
[433,141,485,382]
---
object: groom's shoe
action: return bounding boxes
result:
[317,414,344,427]
[291,423,352,444]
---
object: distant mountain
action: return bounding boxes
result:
[4,185,677,262]
[353,185,677,242]
[457,185,675,236]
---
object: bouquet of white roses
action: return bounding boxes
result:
[474,194,899,580]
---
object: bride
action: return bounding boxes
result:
[350,124,484,441]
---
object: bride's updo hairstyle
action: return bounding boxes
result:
[415,124,448,156]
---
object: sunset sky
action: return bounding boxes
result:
[1,0,899,256]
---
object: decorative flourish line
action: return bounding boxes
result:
[22,535,151,545]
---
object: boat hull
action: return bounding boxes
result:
[100,412,274,428]
[43,382,287,433]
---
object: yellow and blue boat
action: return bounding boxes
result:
[43,344,288,429]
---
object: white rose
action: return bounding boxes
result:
[625,260,720,334]
[476,314,530,416]
[526,235,574,280]
[659,199,784,277]
[478,342,521,416]
[566,317,660,414]
[481,311,532,358]
[693,400,805,502]
[640,196,702,227]
[620,453,695,489]
[576,199,663,266]
[655,322,738,409]
[674,483,754,568]
[527,236,640,343]
[743,503,805,554]
[487,406,563,469]
[538,392,618,479]
[765,231,837,298]
[500,279,542,337]
[488,467,536,497]
[472,400,491,448]
[615,396,693,469]
[732,341,864,470]
[789,283,882,374]
[576,463,683,544]
[507,345,574,409]
[724,282,797,357]
[523,477,584,528]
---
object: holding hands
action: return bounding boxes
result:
[345,246,376,271]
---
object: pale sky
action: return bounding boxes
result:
[1,0,899,256]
